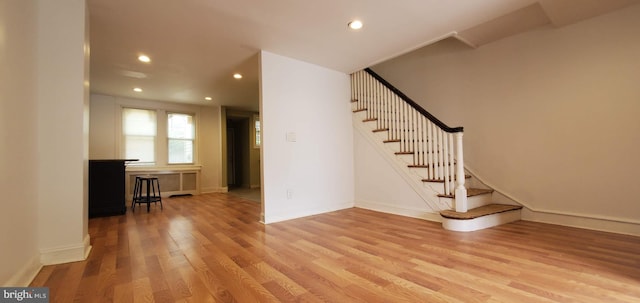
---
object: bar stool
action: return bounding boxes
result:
[132,176,163,212]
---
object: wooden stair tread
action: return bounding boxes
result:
[352,108,367,113]
[437,188,493,198]
[440,204,523,220]
[395,151,413,155]
[422,175,471,183]
[363,118,377,122]
[408,163,457,168]
[383,139,401,143]
[373,128,389,133]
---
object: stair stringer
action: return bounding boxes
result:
[353,116,452,212]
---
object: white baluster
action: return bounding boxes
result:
[416,114,423,166]
[411,110,415,159]
[436,128,444,180]
[454,132,468,212]
[384,88,389,133]
[442,131,450,195]
[445,133,456,195]
[426,121,434,180]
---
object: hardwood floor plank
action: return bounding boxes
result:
[113,281,134,303]
[132,277,154,303]
[29,193,640,302]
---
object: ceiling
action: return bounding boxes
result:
[88,0,638,111]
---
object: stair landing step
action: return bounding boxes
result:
[438,188,493,198]
[440,204,523,220]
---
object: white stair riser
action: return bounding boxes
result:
[373,131,389,141]
[467,193,492,209]
[410,168,429,179]
[353,110,368,121]
[383,141,401,153]
[395,154,415,165]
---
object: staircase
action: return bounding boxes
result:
[351,68,522,232]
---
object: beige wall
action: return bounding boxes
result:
[89,94,224,193]
[372,5,640,231]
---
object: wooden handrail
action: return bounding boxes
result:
[364,68,463,133]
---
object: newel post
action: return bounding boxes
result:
[454,132,468,212]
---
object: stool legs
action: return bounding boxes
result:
[151,178,163,210]
[132,177,141,211]
[132,176,162,212]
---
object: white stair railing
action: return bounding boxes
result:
[351,69,468,212]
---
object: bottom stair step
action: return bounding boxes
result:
[440,204,523,232]
[440,204,522,220]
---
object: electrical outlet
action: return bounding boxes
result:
[286,132,296,142]
[286,189,293,199]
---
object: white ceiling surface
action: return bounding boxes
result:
[88,0,637,110]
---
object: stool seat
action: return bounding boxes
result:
[132,176,163,212]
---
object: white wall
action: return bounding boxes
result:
[89,94,223,193]
[372,5,640,234]
[0,0,91,286]
[354,130,440,221]
[36,0,91,265]
[0,0,41,286]
[260,51,354,223]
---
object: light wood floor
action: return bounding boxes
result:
[31,193,640,302]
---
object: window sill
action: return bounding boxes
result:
[126,165,202,172]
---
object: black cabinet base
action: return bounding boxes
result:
[89,159,136,218]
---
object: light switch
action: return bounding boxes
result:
[286,132,296,142]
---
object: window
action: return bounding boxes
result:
[168,113,195,164]
[254,114,261,148]
[123,108,156,164]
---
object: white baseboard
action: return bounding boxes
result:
[3,255,42,287]
[355,200,442,223]
[201,186,228,193]
[263,202,353,224]
[40,234,91,266]
[522,209,640,236]
[250,184,261,189]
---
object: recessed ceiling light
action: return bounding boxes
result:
[233,73,243,79]
[205,97,212,101]
[348,20,363,30]
[133,87,142,92]
[138,55,151,63]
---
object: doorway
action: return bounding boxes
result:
[226,117,250,189]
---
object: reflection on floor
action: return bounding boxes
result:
[227,187,261,203]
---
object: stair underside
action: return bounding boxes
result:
[440,204,523,220]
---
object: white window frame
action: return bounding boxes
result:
[253,114,261,149]
[167,112,196,165]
